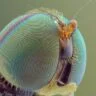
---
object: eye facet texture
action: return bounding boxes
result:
[68,28,86,85]
[0,13,59,90]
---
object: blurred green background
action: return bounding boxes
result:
[0,0,95,96]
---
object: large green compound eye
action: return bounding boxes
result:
[0,8,86,96]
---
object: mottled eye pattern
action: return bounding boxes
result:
[0,8,86,96]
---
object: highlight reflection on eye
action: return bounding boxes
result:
[0,8,86,96]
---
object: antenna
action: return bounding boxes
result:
[73,0,93,19]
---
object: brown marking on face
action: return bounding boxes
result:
[58,19,77,40]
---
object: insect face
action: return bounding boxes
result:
[58,19,77,40]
